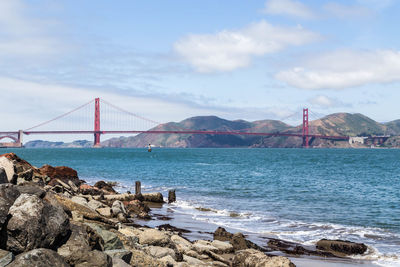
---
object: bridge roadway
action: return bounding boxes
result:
[0,130,350,141]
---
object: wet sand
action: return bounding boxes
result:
[141,202,380,267]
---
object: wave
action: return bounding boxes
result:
[168,199,400,267]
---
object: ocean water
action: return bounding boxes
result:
[4,148,400,266]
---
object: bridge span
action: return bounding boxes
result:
[0,98,359,148]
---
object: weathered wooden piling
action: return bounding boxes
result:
[135,181,141,195]
[168,189,176,204]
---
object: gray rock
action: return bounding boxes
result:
[130,249,166,267]
[112,200,127,216]
[88,199,106,210]
[104,249,132,264]
[74,250,112,267]
[183,255,206,265]
[16,183,46,198]
[57,223,104,265]
[68,180,79,192]
[7,248,69,267]
[138,228,170,247]
[316,239,368,256]
[214,227,264,251]
[0,184,20,228]
[232,249,295,267]
[96,207,112,217]
[142,192,164,203]
[192,240,218,254]
[0,249,14,267]
[0,157,16,184]
[0,168,7,184]
[86,223,124,250]
[112,257,132,267]
[6,194,70,253]
[211,240,234,254]
[160,255,177,265]
[171,235,192,253]
[145,246,176,260]
[71,196,89,207]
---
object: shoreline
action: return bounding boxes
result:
[138,200,380,267]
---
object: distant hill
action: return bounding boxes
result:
[101,113,396,148]
[310,113,388,136]
[101,116,291,148]
[25,140,93,148]
[385,119,400,135]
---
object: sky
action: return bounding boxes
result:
[1,0,400,142]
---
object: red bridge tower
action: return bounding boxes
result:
[302,108,309,148]
[94,97,101,147]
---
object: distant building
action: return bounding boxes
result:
[349,137,367,144]
[349,135,390,146]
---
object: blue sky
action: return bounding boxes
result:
[1,0,400,141]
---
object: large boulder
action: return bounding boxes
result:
[16,183,46,198]
[192,240,219,254]
[0,184,20,229]
[112,200,127,216]
[79,184,103,195]
[138,228,170,247]
[113,258,132,267]
[39,164,80,186]
[130,249,167,267]
[143,192,164,203]
[0,249,14,266]
[267,238,335,257]
[316,239,368,257]
[0,168,7,184]
[46,193,113,225]
[7,248,69,267]
[144,246,177,260]
[72,250,113,267]
[104,249,132,264]
[232,249,295,267]
[213,227,264,251]
[57,222,104,265]
[6,193,70,253]
[125,199,151,219]
[171,235,192,254]
[211,240,234,254]
[94,181,117,194]
[88,199,107,210]
[0,153,42,184]
[86,223,124,251]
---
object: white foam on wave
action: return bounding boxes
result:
[169,199,400,267]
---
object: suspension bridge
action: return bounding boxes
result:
[0,97,356,148]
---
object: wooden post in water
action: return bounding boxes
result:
[135,181,141,195]
[168,189,176,204]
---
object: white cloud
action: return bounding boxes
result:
[174,20,320,72]
[308,95,350,108]
[323,2,371,18]
[276,50,400,90]
[262,0,315,19]
[0,1,63,61]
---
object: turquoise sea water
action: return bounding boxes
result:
[3,148,400,265]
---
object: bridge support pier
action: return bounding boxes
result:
[94,98,101,147]
[302,108,309,148]
[17,130,23,146]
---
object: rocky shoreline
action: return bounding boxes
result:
[0,153,370,266]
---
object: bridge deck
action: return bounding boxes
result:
[0,130,349,140]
